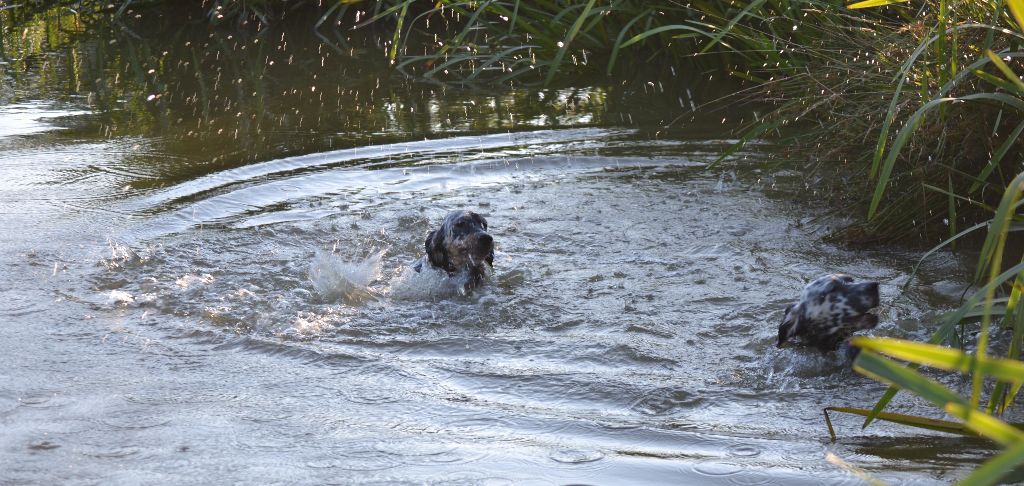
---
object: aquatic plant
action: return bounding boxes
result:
[825,174,1024,485]
[821,154,1024,484]
[341,0,849,84]
[810,4,1024,482]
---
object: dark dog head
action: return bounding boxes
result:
[423,210,494,282]
[778,274,880,353]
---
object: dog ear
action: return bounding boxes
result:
[777,304,800,347]
[425,229,448,269]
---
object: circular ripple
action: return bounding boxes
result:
[629,388,703,416]
[18,391,60,408]
[80,445,143,459]
[727,444,763,458]
[549,448,605,465]
[693,462,744,477]
[373,440,481,466]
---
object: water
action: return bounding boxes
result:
[0,5,1008,484]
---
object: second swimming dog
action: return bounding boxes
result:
[777,274,880,353]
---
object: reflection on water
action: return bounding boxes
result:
[0,4,1000,485]
[0,4,616,173]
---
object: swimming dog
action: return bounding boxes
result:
[778,274,880,353]
[413,210,494,289]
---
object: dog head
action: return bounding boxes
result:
[424,210,494,276]
[778,274,880,352]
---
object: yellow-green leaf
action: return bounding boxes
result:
[851,337,1024,384]
[1008,0,1024,32]
[825,406,977,438]
[945,403,1024,446]
[985,50,1024,93]
[847,0,910,9]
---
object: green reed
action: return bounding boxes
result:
[833,164,1024,483]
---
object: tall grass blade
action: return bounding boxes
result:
[865,259,1024,427]
[850,337,1024,383]
[948,175,957,246]
[699,0,767,54]
[387,1,410,64]
[970,120,1024,194]
[706,120,781,170]
[607,9,652,75]
[853,351,968,409]
[985,50,1024,92]
[869,93,1024,219]
[544,0,596,87]
[825,406,980,439]
[990,272,1024,414]
[945,403,1024,446]
[976,172,1024,281]
[1007,0,1024,31]
[904,221,988,290]
[618,24,716,51]
[866,24,1022,184]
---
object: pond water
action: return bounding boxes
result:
[0,5,1008,484]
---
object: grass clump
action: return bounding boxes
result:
[741,0,1024,245]
[827,168,1024,485]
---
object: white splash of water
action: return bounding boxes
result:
[388,263,492,300]
[308,249,384,304]
[107,290,135,306]
[389,264,461,301]
[289,310,339,336]
[176,273,215,289]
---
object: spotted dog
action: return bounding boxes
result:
[413,210,494,289]
[778,274,880,354]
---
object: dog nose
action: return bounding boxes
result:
[479,233,493,246]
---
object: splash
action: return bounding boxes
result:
[100,239,143,270]
[389,263,492,300]
[106,290,135,307]
[308,249,384,304]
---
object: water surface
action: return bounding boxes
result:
[0,5,1004,485]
